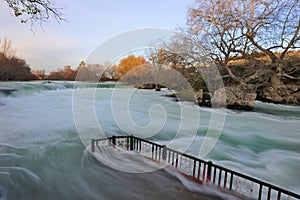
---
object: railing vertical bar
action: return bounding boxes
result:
[267,187,271,200]
[197,161,201,180]
[168,150,171,163]
[277,191,281,200]
[172,151,175,167]
[188,157,192,175]
[224,171,228,188]
[91,139,95,153]
[207,161,212,183]
[132,138,138,151]
[152,145,154,160]
[134,138,137,151]
[213,167,217,185]
[158,146,161,161]
[175,153,179,169]
[135,138,137,151]
[193,160,196,178]
[158,146,161,160]
[258,184,263,200]
[202,163,206,183]
[112,135,116,146]
[155,145,158,161]
[229,173,233,190]
[218,169,222,187]
[163,146,167,161]
[139,139,141,152]
[130,135,133,150]
[161,147,163,161]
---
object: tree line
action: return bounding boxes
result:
[0,37,148,82]
[39,55,147,81]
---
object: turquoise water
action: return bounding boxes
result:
[0,81,299,200]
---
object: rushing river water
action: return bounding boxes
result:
[0,81,299,200]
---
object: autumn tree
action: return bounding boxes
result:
[46,65,76,80]
[113,55,148,80]
[63,65,76,80]
[47,68,64,80]
[4,0,65,27]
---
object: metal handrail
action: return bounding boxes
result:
[91,135,300,200]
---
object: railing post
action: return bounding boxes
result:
[162,145,167,161]
[112,135,116,147]
[91,139,95,153]
[207,161,212,183]
[130,135,134,150]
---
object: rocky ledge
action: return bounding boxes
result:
[212,86,257,111]
[257,84,300,104]
[201,84,299,111]
[192,86,257,111]
[140,82,299,111]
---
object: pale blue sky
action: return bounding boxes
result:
[0,0,194,72]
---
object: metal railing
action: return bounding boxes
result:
[91,135,300,200]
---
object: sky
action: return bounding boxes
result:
[0,0,194,72]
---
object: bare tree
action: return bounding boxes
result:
[32,69,45,79]
[147,37,205,92]
[188,0,244,64]
[241,0,300,86]
[4,0,65,27]
[187,0,300,87]
[0,38,16,59]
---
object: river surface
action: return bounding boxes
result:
[0,81,299,200]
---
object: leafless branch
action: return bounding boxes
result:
[4,0,66,29]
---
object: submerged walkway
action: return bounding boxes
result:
[91,135,300,200]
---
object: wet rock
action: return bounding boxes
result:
[212,86,257,111]
[258,85,300,104]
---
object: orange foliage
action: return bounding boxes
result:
[113,55,148,79]
[63,65,76,80]
[47,65,76,80]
